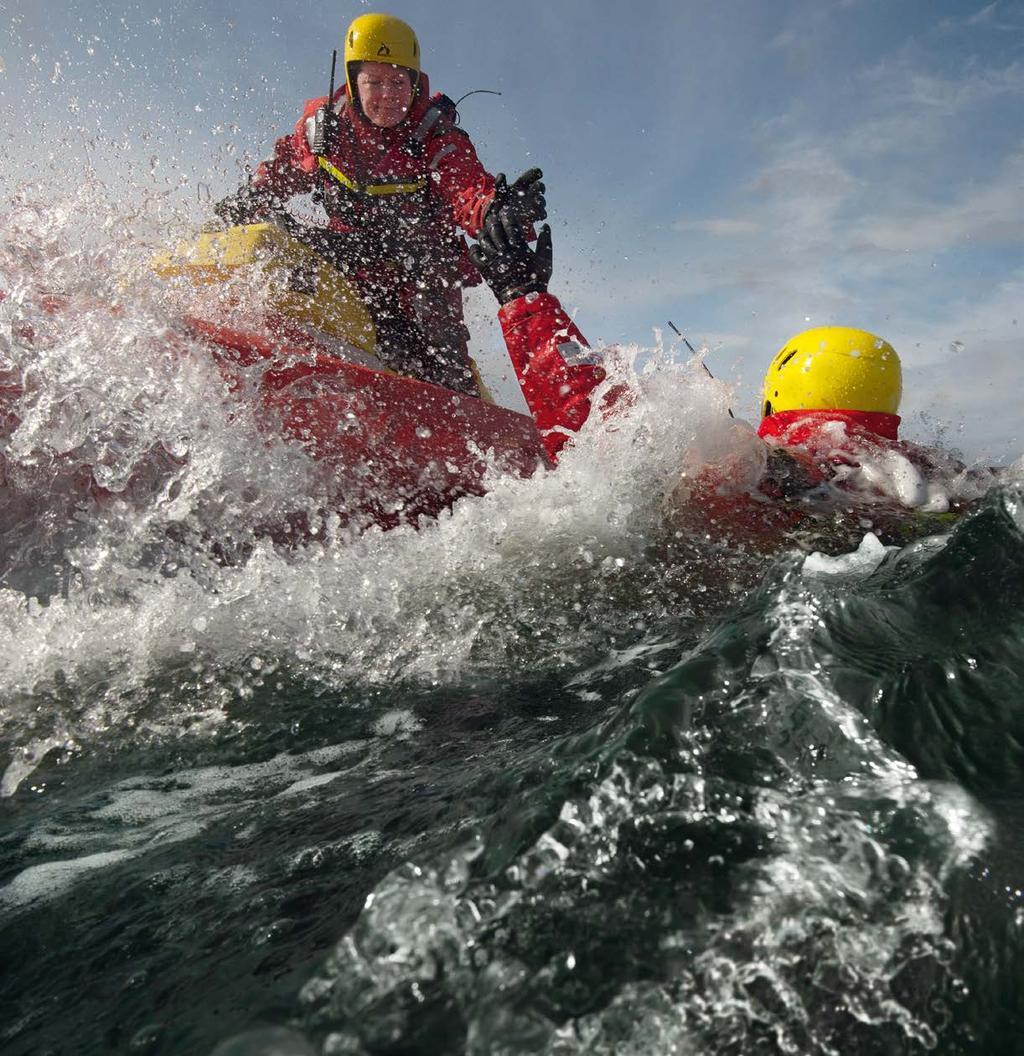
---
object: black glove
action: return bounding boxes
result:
[488,167,547,229]
[212,184,273,226]
[469,212,552,305]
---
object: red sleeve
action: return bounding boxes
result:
[426,130,496,238]
[250,98,324,197]
[498,291,614,462]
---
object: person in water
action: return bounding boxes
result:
[469,212,988,543]
[469,210,907,475]
[214,11,545,396]
[688,325,1000,546]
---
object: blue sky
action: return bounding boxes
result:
[2,0,1022,458]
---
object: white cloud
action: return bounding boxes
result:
[967,2,1001,25]
[580,52,1023,452]
[867,268,1024,458]
[768,28,798,50]
[938,1,1024,33]
[840,112,944,159]
[906,61,1024,111]
[851,152,1024,252]
[890,267,1024,367]
[855,51,1024,122]
[672,217,762,237]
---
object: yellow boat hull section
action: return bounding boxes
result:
[151,223,376,354]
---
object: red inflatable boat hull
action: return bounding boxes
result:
[0,292,548,533]
[189,317,547,529]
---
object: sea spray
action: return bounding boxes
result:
[2,191,1021,1055]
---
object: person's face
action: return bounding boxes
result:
[355,62,415,128]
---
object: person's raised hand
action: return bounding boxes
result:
[490,167,547,228]
[469,211,552,305]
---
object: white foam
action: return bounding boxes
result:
[802,531,895,576]
[0,190,1015,798]
[0,294,741,792]
[4,742,370,915]
[0,849,138,910]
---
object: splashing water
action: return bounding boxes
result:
[0,188,759,789]
[2,191,1023,1056]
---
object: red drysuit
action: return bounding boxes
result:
[678,406,974,548]
[492,295,974,545]
[248,74,497,395]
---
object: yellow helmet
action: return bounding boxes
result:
[761,326,902,418]
[344,13,420,97]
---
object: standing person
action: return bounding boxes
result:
[215,12,545,396]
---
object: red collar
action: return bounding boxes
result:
[758,409,901,444]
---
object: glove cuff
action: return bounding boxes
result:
[497,282,547,305]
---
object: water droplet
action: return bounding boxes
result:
[950,340,965,353]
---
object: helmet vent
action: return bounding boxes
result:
[777,348,797,369]
[377,43,391,56]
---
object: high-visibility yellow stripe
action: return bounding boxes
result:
[365,179,426,196]
[318,157,360,191]
[318,157,425,196]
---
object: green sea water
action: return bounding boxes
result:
[2,194,1023,1056]
[3,488,1023,1055]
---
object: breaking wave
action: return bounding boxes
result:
[1,191,1022,1056]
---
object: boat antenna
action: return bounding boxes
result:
[454,88,502,106]
[668,320,734,418]
[667,319,697,355]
